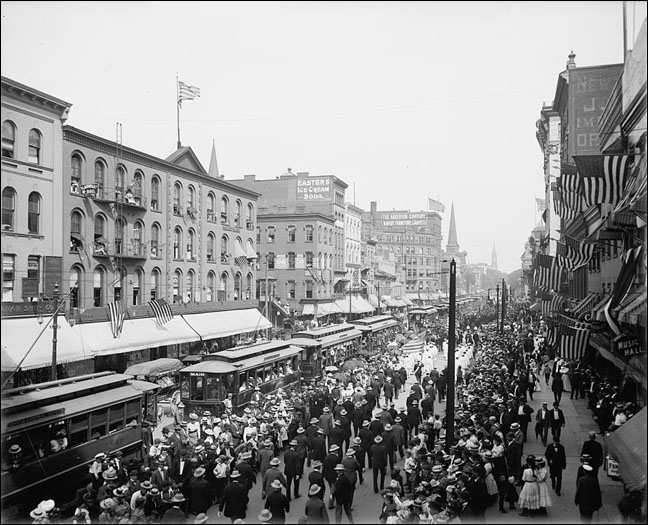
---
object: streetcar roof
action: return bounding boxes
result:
[350,314,396,326]
[315,328,362,346]
[288,337,322,347]
[292,322,358,339]
[181,345,302,375]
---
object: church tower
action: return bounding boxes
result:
[491,243,498,270]
[208,139,220,178]
[445,202,460,256]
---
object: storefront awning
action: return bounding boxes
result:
[606,406,647,491]
[315,302,343,318]
[76,315,201,355]
[301,304,316,316]
[401,297,414,306]
[393,299,408,307]
[245,240,258,259]
[1,316,90,371]
[569,292,599,319]
[383,298,398,307]
[182,308,271,340]
[618,290,647,325]
[591,293,612,321]
[355,296,375,313]
[367,295,388,308]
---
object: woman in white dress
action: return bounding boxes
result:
[518,455,540,517]
[535,457,552,516]
[481,451,499,504]
[560,361,572,393]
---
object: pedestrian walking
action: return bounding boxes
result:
[218,470,248,524]
[332,464,354,524]
[551,372,564,404]
[369,435,387,494]
[518,455,540,517]
[549,402,566,441]
[264,479,290,524]
[580,431,604,476]
[574,465,602,524]
[304,484,330,523]
[545,436,567,496]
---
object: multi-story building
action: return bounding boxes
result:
[344,202,363,294]
[229,169,349,314]
[1,76,72,303]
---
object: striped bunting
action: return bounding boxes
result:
[546,325,559,348]
[148,298,174,325]
[574,154,634,207]
[533,254,562,292]
[401,339,425,354]
[556,238,596,272]
[106,300,126,338]
[558,314,592,330]
[558,325,591,362]
[552,182,581,220]
[538,291,567,317]
[569,293,599,319]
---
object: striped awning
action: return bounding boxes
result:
[617,289,647,325]
[606,406,647,491]
[569,292,599,319]
[591,293,612,322]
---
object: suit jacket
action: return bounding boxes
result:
[283,449,299,477]
[262,467,287,493]
[544,443,567,471]
[575,473,602,512]
[381,430,396,453]
[265,489,290,521]
[312,435,327,462]
[308,469,326,498]
[581,440,604,469]
[235,460,256,490]
[305,496,330,523]
[536,408,550,428]
[151,468,171,490]
[323,454,339,484]
[549,408,565,428]
[370,443,387,469]
[333,473,352,504]
[220,481,248,519]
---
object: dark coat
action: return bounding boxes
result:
[305,495,330,523]
[370,443,388,469]
[381,430,395,453]
[333,473,352,504]
[219,480,248,519]
[265,489,290,523]
[312,435,327,462]
[188,476,212,514]
[549,408,566,428]
[283,449,299,477]
[545,443,567,472]
[407,406,422,427]
[308,469,326,498]
[161,505,187,524]
[581,440,604,469]
[369,419,384,437]
[323,454,339,485]
[235,460,256,491]
[574,473,602,512]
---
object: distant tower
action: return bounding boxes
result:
[208,139,219,178]
[491,243,498,271]
[446,202,460,256]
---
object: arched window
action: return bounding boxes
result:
[132,171,143,205]
[114,218,126,255]
[186,270,195,303]
[151,176,160,211]
[173,182,182,215]
[246,203,254,229]
[94,160,105,199]
[174,227,182,259]
[133,268,144,305]
[94,214,106,255]
[71,154,83,194]
[28,129,42,164]
[115,165,126,202]
[220,272,228,301]
[234,200,242,227]
[133,220,144,256]
[2,120,16,158]
[207,271,216,302]
[93,266,105,306]
[207,233,216,262]
[69,266,82,308]
[173,269,182,303]
[187,185,196,213]
[28,192,41,234]
[70,210,84,252]
[234,272,242,300]
[113,267,126,302]
[220,196,229,224]
[246,273,254,300]
[187,229,195,260]
[151,223,161,258]
[220,235,229,262]
[2,187,16,231]
[207,192,216,222]
[150,268,160,300]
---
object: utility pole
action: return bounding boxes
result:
[51,283,60,381]
[264,255,269,326]
[445,259,456,451]
[377,282,381,315]
[496,284,500,333]
[501,278,506,332]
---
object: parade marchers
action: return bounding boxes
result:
[20,302,637,524]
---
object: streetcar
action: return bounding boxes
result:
[290,322,363,381]
[1,371,158,515]
[178,339,302,416]
[350,314,399,355]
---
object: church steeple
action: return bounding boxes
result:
[446,202,459,254]
[208,139,219,178]
[491,243,498,270]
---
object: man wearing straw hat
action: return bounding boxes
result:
[218,470,248,523]
[161,493,187,524]
[332,464,354,524]
[264,479,291,524]
[304,484,329,524]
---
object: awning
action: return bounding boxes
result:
[367,295,388,308]
[76,315,200,355]
[245,240,257,259]
[569,292,599,319]
[606,406,647,491]
[383,298,398,307]
[315,302,343,318]
[408,309,429,315]
[301,304,316,316]
[617,289,647,325]
[591,293,612,321]
[354,296,375,313]
[182,308,271,340]
[393,299,408,307]
[124,357,184,378]
[401,297,414,306]
[1,316,90,371]
[234,239,247,259]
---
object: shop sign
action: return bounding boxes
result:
[613,334,644,358]
[190,372,205,377]
[606,454,620,478]
[296,177,332,201]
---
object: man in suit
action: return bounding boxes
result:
[319,407,334,451]
[332,464,354,524]
[381,424,396,472]
[262,457,287,498]
[535,402,550,447]
[420,393,434,421]
[151,460,171,492]
[516,398,534,442]
[341,448,361,511]
[218,470,248,523]
[545,435,567,496]
[549,401,566,441]
[308,460,326,501]
[329,421,345,460]
[284,439,301,501]
[311,428,328,464]
[323,446,340,509]
[369,435,387,494]
[234,451,256,496]
[574,464,602,523]
[580,431,604,476]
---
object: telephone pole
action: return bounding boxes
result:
[445,259,456,451]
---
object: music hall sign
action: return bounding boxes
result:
[613,334,644,358]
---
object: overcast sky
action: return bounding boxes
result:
[1,1,632,273]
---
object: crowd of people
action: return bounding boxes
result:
[21,300,639,525]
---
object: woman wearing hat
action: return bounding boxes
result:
[517,455,540,517]
[534,457,552,516]
[304,484,329,524]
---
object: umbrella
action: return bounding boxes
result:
[387,342,398,350]
[396,335,407,344]
[341,359,364,372]
[333,371,350,381]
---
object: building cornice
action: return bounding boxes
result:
[1,76,72,121]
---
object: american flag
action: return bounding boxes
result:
[574,154,634,207]
[552,182,580,220]
[533,254,562,292]
[558,325,591,361]
[178,80,201,107]
[106,300,126,338]
[539,291,566,316]
[556,238,595,272]
[148,298,174,325]
[401,339,424,354]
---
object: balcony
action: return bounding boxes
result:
[90,186,147,210]
[93,242,147,260]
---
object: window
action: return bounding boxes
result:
[267,226,275,243]
[187,229,195,260]
[288,252,296,269]
[69,155,83,194]
[27,255,39,280]
[69,267,81,307]
[151,177,160,211]
[305,280,313,299]
[2,254,15,301]
[207,233,215,262]
[2,121,15,158]
[133,221,143,256]
[132,172,143,205]
[151,224,160,258]
[207,193,216,222]
[173,269,182,303]
[94,161,105,199]
[115,166,126,202]
[93,267,104,306]
[108,404,125,433]
[234,200,241,227]
[287,280,295,299]
[267,252,275,270]
[187,185,196,217]
[190,375,204,400]
[221,197,229,224]
[90,409,108,439]
[206,377,223,400]
[2,187,16,231]
[219,272,228,301]
[150,268,160,300]
[70,211,83,252]
[174,228,182,259]
[305,251,313,267]
[28,129,41,164]
[114,218,125,255]
[256,226,261,244]
[70,414,89,447]
[288,225,296,243]
[173,182,182,215]
[246,204,254,228]
[221,235,229,262]
[186,270,194,302]
[206,271,215,301]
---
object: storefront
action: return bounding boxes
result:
[606,406,647,490]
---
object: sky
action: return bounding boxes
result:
[1,1,632,273]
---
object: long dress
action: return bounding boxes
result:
[536,466,552,508]
[560,366,572,392]
[484,461,499,497]
[517,467,540,510]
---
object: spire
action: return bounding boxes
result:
[208,139,219,178]
[491,243,498,270]
[446,202,459,253]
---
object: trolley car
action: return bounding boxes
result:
[178,340,302,416]
[1,372,158,515]
[350,314,399,355]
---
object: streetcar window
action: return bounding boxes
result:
[126,399,141,421]
[70,414,89,447]
[25,427,48,459]
[48,421,68,453]
[2,433,31,470]
[238,371,247,391]
[181,378,189,399]
[224,373,236,392]
[90,408,108,439]
[206,376,222,400]
[190,376,204,401]
[109,403,125,433]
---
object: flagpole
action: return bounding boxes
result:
[176,75,181,150]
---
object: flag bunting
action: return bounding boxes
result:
[148,298,174,325]
[106,300,126,338]
[574,154,634,207]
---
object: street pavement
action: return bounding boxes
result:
[154,351,626,524]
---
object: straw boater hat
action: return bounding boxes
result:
[194,445,205,453]
[346,448,356,456]
[329,444,340,452]
[271,479,283,490]
[310,418,318,425]
[384,424,393,431]
[194,513,209,524]
[230,470,241,478]
[289,440,298,447]
[312,460,322,468]
[189,413,199,420]
[353,436,361,445]
[323,407,330,412]
[510,423,520,430]
[140,481,153,490]
[362,420,370,427]
[258,509,273,522]
[102,467,118,480]
[334,463,345,471]
[317,428,325,434]
[99,498,116,510]
[204,428,214,435]
[193,467,206,477]
[8,444,21,454]
[309,484,322,496]
[171,493,186,503]
[30,508,46,519]
[374,435,383,443]
[270,457,281,467]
